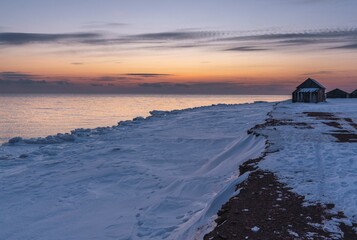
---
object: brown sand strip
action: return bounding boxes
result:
[303,112,335,117]
[204,170,356,240]
[330,133,357,142]
[303,112,340,121]
[304,112,357,142]
[323,121,343,129]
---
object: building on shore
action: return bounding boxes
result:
[326,88,349,98]
[292,78,326,103]
[350,90,357,98]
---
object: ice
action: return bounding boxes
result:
[0,103,272,240]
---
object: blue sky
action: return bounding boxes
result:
[2,0,356,33]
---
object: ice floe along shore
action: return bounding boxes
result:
[0,102,274,240]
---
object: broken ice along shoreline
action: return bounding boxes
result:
[1,99,356,239]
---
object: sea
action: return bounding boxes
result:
[0,94,289,143]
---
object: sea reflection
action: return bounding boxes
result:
[0,94,289,142]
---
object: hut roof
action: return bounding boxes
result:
[296,78,325,89]
[351,89,357,96]
[326,88,349,95]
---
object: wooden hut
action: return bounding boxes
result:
[350,89,357,98]
[326,88,349,98]
[292,78,326,103]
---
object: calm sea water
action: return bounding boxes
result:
[0,94,289,143]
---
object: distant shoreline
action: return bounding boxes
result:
[0,95,289,144]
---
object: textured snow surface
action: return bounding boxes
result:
[260,99,357,223]
[0,103,272,240]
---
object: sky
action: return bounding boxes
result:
[0,0,357,94]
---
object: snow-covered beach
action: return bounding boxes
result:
[206,99,357,239]
[0,99,356,239]
[0,102,272,239]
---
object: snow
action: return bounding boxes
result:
[288,229,299,237]
[259,99,357,223]
[251,226,260,232]
[0,103,272,240]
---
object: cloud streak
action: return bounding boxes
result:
[0,71,40,80]
[81,21,128,29]
[0,32,101,45]
[125,73,173,77]
[0,71,295,94]
[224,46,269,52]
[1,28,357,53]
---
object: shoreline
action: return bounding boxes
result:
[2,102,269,146]
[0,94,289,145]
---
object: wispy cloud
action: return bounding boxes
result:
[224,46,270,52]
[81,21,128,29]
[129,31,229,41]
[0,71,295,94]
[0,32,101,45]
[301,70,335,76]
[138,82,189,88]
[331,43,357,49]
[0,78,71,86]
[0,71,39,79]
[125,73,173,77]
[1,28,357,53]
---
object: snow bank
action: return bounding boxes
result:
[0,103,272,240]
[259,99,357,223]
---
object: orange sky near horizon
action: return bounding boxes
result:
[2,43,356,92]
[1,0,357,94]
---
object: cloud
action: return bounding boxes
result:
[301,71,335,76]
[0,32,101,45]
[94,76,136,82]
[1,28,357,53]
[0,79,46,85]
[331,43,357,49]
[0,71,72,86]
[129,31,228,41]
[138,82,189,88]
[0,78,72,86]
[71,62,83,65]
[0,70,295,94]
[224,46,269,52]
[134,80,296,95]
[81,21,128,29]
[0,71,38,79]
[125,73,173,78]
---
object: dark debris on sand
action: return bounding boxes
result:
[204,170,357,240]
[304,112,357,143]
